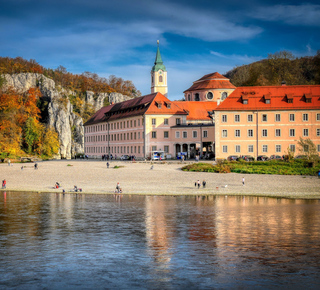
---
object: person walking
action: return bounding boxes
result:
[242,177,245,186]
[202,180,206,188]
[197,180,201,189]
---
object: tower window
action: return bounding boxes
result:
[206,92,213,100]
[159,75,163,82]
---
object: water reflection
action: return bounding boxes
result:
[1,192,320,289]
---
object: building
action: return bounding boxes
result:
[84,42,320,161]
[183,72,236,102]
[84,92,216,159]
[214,85,320,160]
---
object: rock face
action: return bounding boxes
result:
[3,73,132,159]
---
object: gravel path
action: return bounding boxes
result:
[1,160,319,198]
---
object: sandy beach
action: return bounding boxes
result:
[1,160,320,198]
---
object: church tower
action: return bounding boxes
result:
[151,40,168,97]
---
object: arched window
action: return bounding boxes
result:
[159,75,163,82]
[195,93,200,101]
[206,92,213,100]
[221,92,228,100]
[188,94,191,101]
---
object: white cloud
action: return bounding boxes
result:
[251,4,320,26]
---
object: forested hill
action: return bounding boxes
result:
[224,51,320,87]
[0,57,141,98]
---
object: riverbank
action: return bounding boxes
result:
[1,160,320,199]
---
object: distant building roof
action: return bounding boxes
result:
[184,72,236,93]
[84,92,187,126]
[215,85,320,111]
[173,101,217,121]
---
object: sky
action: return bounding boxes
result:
[1,0,320,100]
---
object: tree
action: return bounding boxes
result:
[297,137,319,165]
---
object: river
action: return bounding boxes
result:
[1,192,320,289]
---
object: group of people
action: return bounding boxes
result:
[195,180,206,189]
[102,154,115,161]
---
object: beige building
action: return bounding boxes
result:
[214,85,320,160]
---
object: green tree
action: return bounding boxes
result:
[297,137,319,165]
[24,117,43,154]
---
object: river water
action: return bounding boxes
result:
[1,192,320,289]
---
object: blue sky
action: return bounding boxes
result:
[1,0,319,100]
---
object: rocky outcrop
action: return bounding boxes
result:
[2,73,132,159]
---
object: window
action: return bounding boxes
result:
[183,131,187,138]
[152,118,156,125]
[262,129,268,137]
[289,114,295,122]
[175,131,180,138]
[317,113,320,121]
[152,131,157,138]
[222,130,228,138]
[203,131,208,138]
[193,131,197,138]
[223,145,228,153]
[248,145,254,153]
[275,129,281,137]
[221,92,227,100]
[289,129,295,137]
[262,145,268,153]
[262,114,267,122]
[235,145,240,153]
[303,129,309,137]
[276,145,281,153]
[222,115,227,122]
[152,146,157,151]
[318,145,320,152]
[290,144,296,152]
[248,129,253,137]
[317,128,320,136]
[164,131,169,138]
[303,114,309,121]
[235,130,240,137]
[247,114,253,122]
[303,145,309,153]
[176,118,181,125]
[164,146,169,153]
[265,99,271,104]
[206,92,213,100]
[275,114,281,122]
[164,118,169,125]
[134,120,136,127]
[138,132,140,139]
[235,115,240,122]
[243,99,248,104]
[138,119,140,126]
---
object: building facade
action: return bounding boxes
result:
[214,85,320,160]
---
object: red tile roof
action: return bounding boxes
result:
[84,92,188,126]
[215,85,320,111]
[184,72,236,92]
[145,93,187,115]
[173,101,217,121]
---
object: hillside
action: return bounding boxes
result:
[224,51,320,87]
[0,57,141,160]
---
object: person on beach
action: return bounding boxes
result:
[8,159,10,166]
[34,163,38,169]
[202,180,206,188]
[107,162,109,168]
[242,177,245,186]
[115,182,122,193]
[2,179,6,189]
[197,180,200,189]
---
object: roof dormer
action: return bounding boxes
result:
[264,94,271,104]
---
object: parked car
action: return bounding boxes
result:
[120,155,131,160]
[227,155,239,161]
[257,155,269,161]
[238,155,255,161]
[294,155,307,159]
[269,155,282,160]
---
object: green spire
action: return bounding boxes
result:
[151,40,167,72]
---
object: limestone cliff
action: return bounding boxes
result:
[3,73,132,159]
